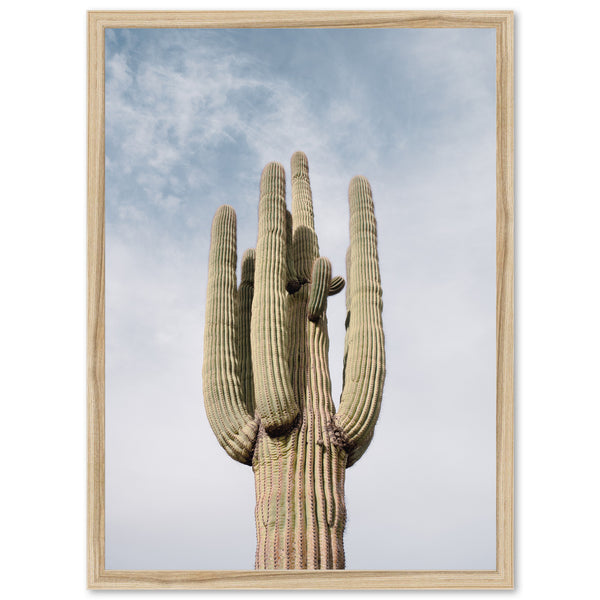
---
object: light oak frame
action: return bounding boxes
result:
[87,10,514,589]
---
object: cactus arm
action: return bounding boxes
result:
[251,163,299,436]
[335,176,385,467]
[328,275,345,296]
[237,248,255,415]
[202,205,258,465]
[290,151,319,280]
[307,257,332,322]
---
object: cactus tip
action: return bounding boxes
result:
[215,203,235,216]
[349,175,371,193]
[291,151,309,177]
[213,204,236,228]
[261,161,286,181]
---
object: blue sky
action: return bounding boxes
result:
[105,27,496,570]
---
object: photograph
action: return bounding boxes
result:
[11,1,600,598]
[88,11,513,589]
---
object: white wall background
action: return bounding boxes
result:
[1,0,599,597]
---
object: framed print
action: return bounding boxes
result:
[88,10,513,589]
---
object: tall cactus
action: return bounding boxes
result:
[202,152,385,569]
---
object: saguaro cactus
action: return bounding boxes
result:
[203,152,385,569]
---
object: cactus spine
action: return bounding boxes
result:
[203,153,385,569]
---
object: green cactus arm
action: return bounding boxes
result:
[237,248,255,416]
[335,176,385,467]
[307,257,332,322]
[202,205,258,465]
[251,163,299,436]
[328,275,345,296]
[290,151,319,281]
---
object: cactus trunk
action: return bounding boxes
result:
[203,153,385,569]
[253,283,347,569]
[253,426,347,569]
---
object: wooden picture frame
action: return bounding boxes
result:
[88,10,513,589]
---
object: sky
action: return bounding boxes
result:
[104,27,497,571]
